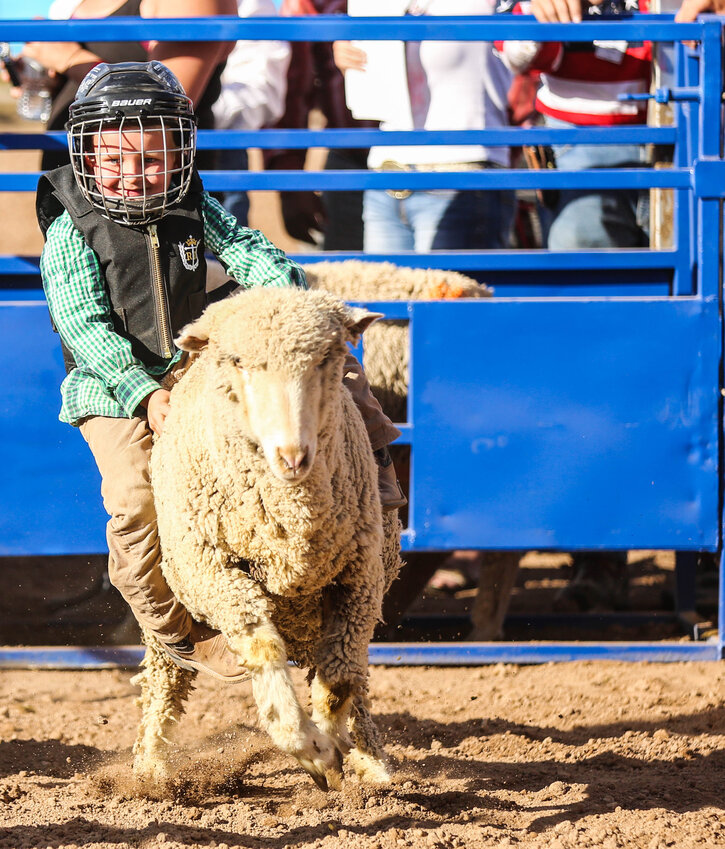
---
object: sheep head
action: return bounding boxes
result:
[175,287,381,484]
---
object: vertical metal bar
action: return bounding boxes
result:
[696,21,722,303]
[686,43,700,294]
[720,548,725,658]
[698,19,725,659]
[698,20,722,160]
[673,40,695,295]
[674,552,698,614]
[406,300,416,546]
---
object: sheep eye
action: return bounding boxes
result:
[230,356,243,368]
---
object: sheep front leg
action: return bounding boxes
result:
[132,628,196,791]
[312,565,391,784]
[239,619,343,791]
[162,547,343,791]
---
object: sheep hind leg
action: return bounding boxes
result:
[234,622,343,792]
[131,630,196,792]
[346,693,392,784]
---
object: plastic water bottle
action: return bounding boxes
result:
[16,59,52,123]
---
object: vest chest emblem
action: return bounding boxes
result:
[178,236,201,271]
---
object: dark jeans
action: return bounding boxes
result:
[218,148,250,228]
[322,148,368,251]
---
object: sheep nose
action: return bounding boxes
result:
[278,446,309,476]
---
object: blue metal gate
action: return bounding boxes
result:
[0,14,723,663]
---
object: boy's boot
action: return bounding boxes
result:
[162,621,249,682]
[373,446,407,511]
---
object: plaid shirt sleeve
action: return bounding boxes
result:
[201,192,308,290]
[40,211,161,417]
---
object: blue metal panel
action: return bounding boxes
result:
[0,641,718,669]
[367,642,721,664]
[0,250,681,277]
[408,299,719,551]
[0,126,680,151]
[0,167,694,194]
[0,16,703,45]
[0,303,106,555]
[720,550,725,658]
[0,647,145,669]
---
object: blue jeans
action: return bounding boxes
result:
[546,117,649,250]
[218,148,250,228]
[363,175,516,252]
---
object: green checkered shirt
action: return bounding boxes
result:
[40,191,307,426]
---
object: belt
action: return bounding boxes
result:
[375,160,493,199]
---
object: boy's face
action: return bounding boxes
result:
[85,124,179,202]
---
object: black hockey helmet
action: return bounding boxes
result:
[67,61,197,225]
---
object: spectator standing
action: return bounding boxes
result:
[211,0,291,227]
[264,0,373,250]
[334,0,515,253]
[496,0,652,249]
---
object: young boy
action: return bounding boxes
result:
[37,61,404,682]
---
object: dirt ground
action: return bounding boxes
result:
[0,663,723,849]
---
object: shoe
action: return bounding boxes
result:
[553,553,629,613]
[161,622,249,682]
[373,446,408,511]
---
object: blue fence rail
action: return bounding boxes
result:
[0,14,723,664]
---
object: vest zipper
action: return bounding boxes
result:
[147,223,174,359]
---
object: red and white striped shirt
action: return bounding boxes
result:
[495,1,652,125]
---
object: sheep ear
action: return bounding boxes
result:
[175,312,215,352]
[343,307,383,345]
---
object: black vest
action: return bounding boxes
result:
[37,165,209,372]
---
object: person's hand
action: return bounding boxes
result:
[142,388,171,435]
[279,191,326,245]
[0,62,21,99]
[675,0,725,21]
[332,40,368,72]
[21,41,81,75]
[530,0,601,23]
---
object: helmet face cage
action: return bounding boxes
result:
[69,114,196,225]
[67,62,197,226]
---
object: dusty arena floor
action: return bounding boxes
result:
[1,663,723,849]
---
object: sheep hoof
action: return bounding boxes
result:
[297,756,340,792]
[297,739,344,791]
[347,748,392,784]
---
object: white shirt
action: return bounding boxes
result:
[47,0,83,17]
[211,0,291,131]
[366,0,511,168]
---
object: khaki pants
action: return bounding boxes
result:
[343,353,400,451]
[80,354,398,642]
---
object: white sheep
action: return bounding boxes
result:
[303,260,520,641]
[133,286,402,792]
